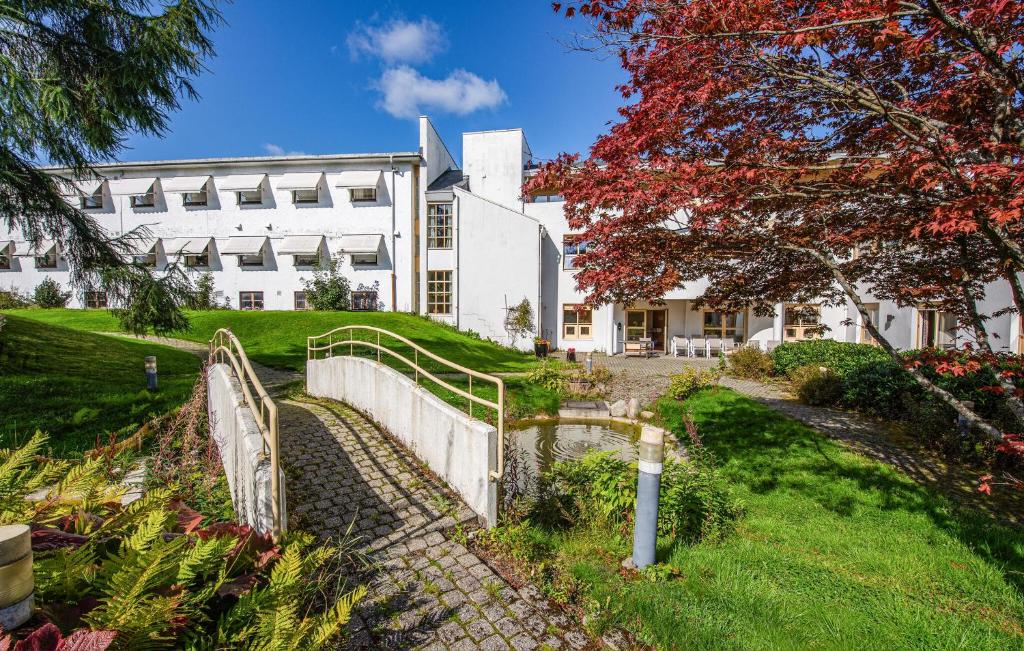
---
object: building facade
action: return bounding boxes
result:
[1,117,1020,354]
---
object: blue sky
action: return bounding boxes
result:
[121,1,626,166]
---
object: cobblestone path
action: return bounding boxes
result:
[278,397,597,650]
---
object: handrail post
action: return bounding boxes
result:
[468,375,473,417]
[414,349,419,384]
[377,331,381,363]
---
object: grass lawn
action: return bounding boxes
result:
[493,388,1024,649]
[0,315,201,456]
[5,308,539,373]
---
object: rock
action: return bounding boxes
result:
[640,410,655,420]
[609,399,627,417]
[626,398,640,419]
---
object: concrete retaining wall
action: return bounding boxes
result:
[208,363,280,535]
[307,356,498,526]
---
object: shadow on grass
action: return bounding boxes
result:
[662,388,1024,594]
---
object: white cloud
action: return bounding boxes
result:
[263,143,307,157]
[376,66,507,119]
[347,17,446,63]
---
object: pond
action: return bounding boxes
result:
[508,419,639,478]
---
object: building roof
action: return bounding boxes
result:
[427,168,469,192]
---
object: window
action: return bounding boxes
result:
[184,250,209,268]
[238,253,264,267]
[293,253,319,267]
[351,253,378,266]
[563,305,593,340]
[85,291,107,308]
[427,270,452,315]
[427,203,453,249]
[130,192,155,208]
[861,303,880,345]
[918,307,957,349]
[625,310,646,342]
[294,291,308,310]
[783,304,821,342]
[292,188,319,204]
[240,291,264,311]
[80,191,103,210]
[562,237,588,270]
[237,188,263,205]
[183,190,208,207]
[352,290,378,312]
[35,249,57,269]
[0,247,9,270]
[133,252,157,268]
[349,187,376,202]
[531,193,564,203]
[703,310,745,342]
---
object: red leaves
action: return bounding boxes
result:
[0,625,115,651]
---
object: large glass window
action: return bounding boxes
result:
[427,270,452,315]
[294,291,307,311]
[427,203,453,249]
[352,290,379,312]
[240,291,264,311]
[563,305,593,340]
[562,237,588,270]
[783,304,821,341]
[625,310,646,342]
[85,291,107,308]
[918,307,957,348]
[703,311,745,342]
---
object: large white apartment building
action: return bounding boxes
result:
[1,116,1021,354]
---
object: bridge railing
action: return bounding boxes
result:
[307,325,505,481]
[209,328,283,541]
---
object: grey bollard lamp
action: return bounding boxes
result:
[145,355,158,391]
[629,425,664,570]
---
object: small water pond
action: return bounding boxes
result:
[508,419,640,478]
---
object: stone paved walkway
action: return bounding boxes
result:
[278,397,597,650]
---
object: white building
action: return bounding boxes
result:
[1,117,1020,354]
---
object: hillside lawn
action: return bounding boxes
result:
[0,315,201,455]
[495,388,1024,649]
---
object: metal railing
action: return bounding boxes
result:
[208,328,284,541]
[307,325,506,481]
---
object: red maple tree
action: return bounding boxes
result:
[531,0,1024,442]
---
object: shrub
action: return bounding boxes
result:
[842,360,918,418]
[789,364,844,406]
[186,271,224,310]
[527,360,566,392]
[33,277,71,307]
[668,367,720,400]
[303,256,351,310]
[727,346,774,380]
[0,289,31,309]
[504,297,535,346]
[771,339,890,377]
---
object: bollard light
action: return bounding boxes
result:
[630,425,664,570]
[585,352,593,374]
[145,355,158,391]
[0,524,33,632]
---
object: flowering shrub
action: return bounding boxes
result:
[668,367,720,400]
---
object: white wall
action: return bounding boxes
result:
[307,355,498,526]
[449,188,541,350]
[207,363,281,535]
[462,129,531,210]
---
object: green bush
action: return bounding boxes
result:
[727,346,774,380]
[668,367,720,400]
[842,360,918,418]
[526,360,566,392]
[0,289,31,309]
[302,257,351,310]
[547,449,742,544]
[789,364,844,406]
[772,340,890,377]
[33,277,71,308]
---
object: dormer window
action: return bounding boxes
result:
[163,237,212,268]
[292,188,319,204]
[238,188,262,205]
[350,187,376,202]
[80,189,103,209]
[35,244,58,269]
[162,176,211,207]
[109,178,158,209]
[64,179,104,210]
[221,236,268,269]
[0,242,11,270]
[335,170,382,204]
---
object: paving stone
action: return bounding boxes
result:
[479,634,511,650]
[467,617,497,641]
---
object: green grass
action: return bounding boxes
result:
[0,315,201,455]
[5,308,539,373]
[497,388,1024,649]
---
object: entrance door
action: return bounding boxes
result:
[649,310,667,350]
[625,310,646,342]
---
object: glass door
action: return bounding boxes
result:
[626,310,646,342]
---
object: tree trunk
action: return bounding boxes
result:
[790,245,1006,441]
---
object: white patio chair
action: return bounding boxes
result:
[672,335,688,357]
[721,339,737,354]
[690,337,707,357]
[707,337,723,356]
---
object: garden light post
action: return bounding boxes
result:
[0,524,33,631]
[145,355,158,391]
[630,425,664,570]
